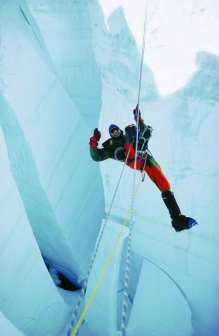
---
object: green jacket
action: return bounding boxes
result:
[90,133,126,162]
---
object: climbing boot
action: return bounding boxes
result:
[161,190,197,232]
[171,215,197,232]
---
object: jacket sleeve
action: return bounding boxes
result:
[89,147,113,162]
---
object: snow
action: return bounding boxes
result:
[0,0,219,336]
[99,0,219,96]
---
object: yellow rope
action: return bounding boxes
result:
[72,2,149,331]
[71,168,145,336]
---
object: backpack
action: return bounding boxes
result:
[125,123,153,157]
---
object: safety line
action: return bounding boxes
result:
[67,149,131,336]
[137,0,148,108]
[135,0,148,150]
[121,1,149,335]
[120,153,148,336]
[69,2,149,334]
[71,170,144,336]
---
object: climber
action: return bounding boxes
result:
[89,106,197,232]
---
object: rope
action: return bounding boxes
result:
[67,149,131,336]
[135,0,148,148]
[68,2,149,334]
[120,1,149,335]
[71,169,145,336]
[137,0,148,109]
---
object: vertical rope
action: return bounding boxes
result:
[67,2,149,334]
[67,150,131,336]
[70,168,144,336]
[120,1,148,335]
[135,0,148,150]
[137,0,148,109]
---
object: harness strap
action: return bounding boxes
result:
[126,152,147,171]
[127,157,137,163]
[140,156,146,172]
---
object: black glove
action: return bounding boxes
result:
[133,104,144,123]
[143,125,153,140]
[93,128,101,141]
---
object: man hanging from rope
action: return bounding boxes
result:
[89,105,197,232]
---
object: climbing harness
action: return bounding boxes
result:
[125,123,152,156]
[137,124,153,157]
[140,151,148,182]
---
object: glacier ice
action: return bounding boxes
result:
[0,0,219,335]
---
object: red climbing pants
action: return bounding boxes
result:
[124,143,171,191]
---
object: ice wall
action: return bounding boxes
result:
[27,0,102,131]
[0,0,105,281]
[0,1,106,334]
[0,0,218,335]
[90,5,219,336]
[0,126,71,335]
[0,312,24,336]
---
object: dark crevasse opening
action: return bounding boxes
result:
[45,262,80,292]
